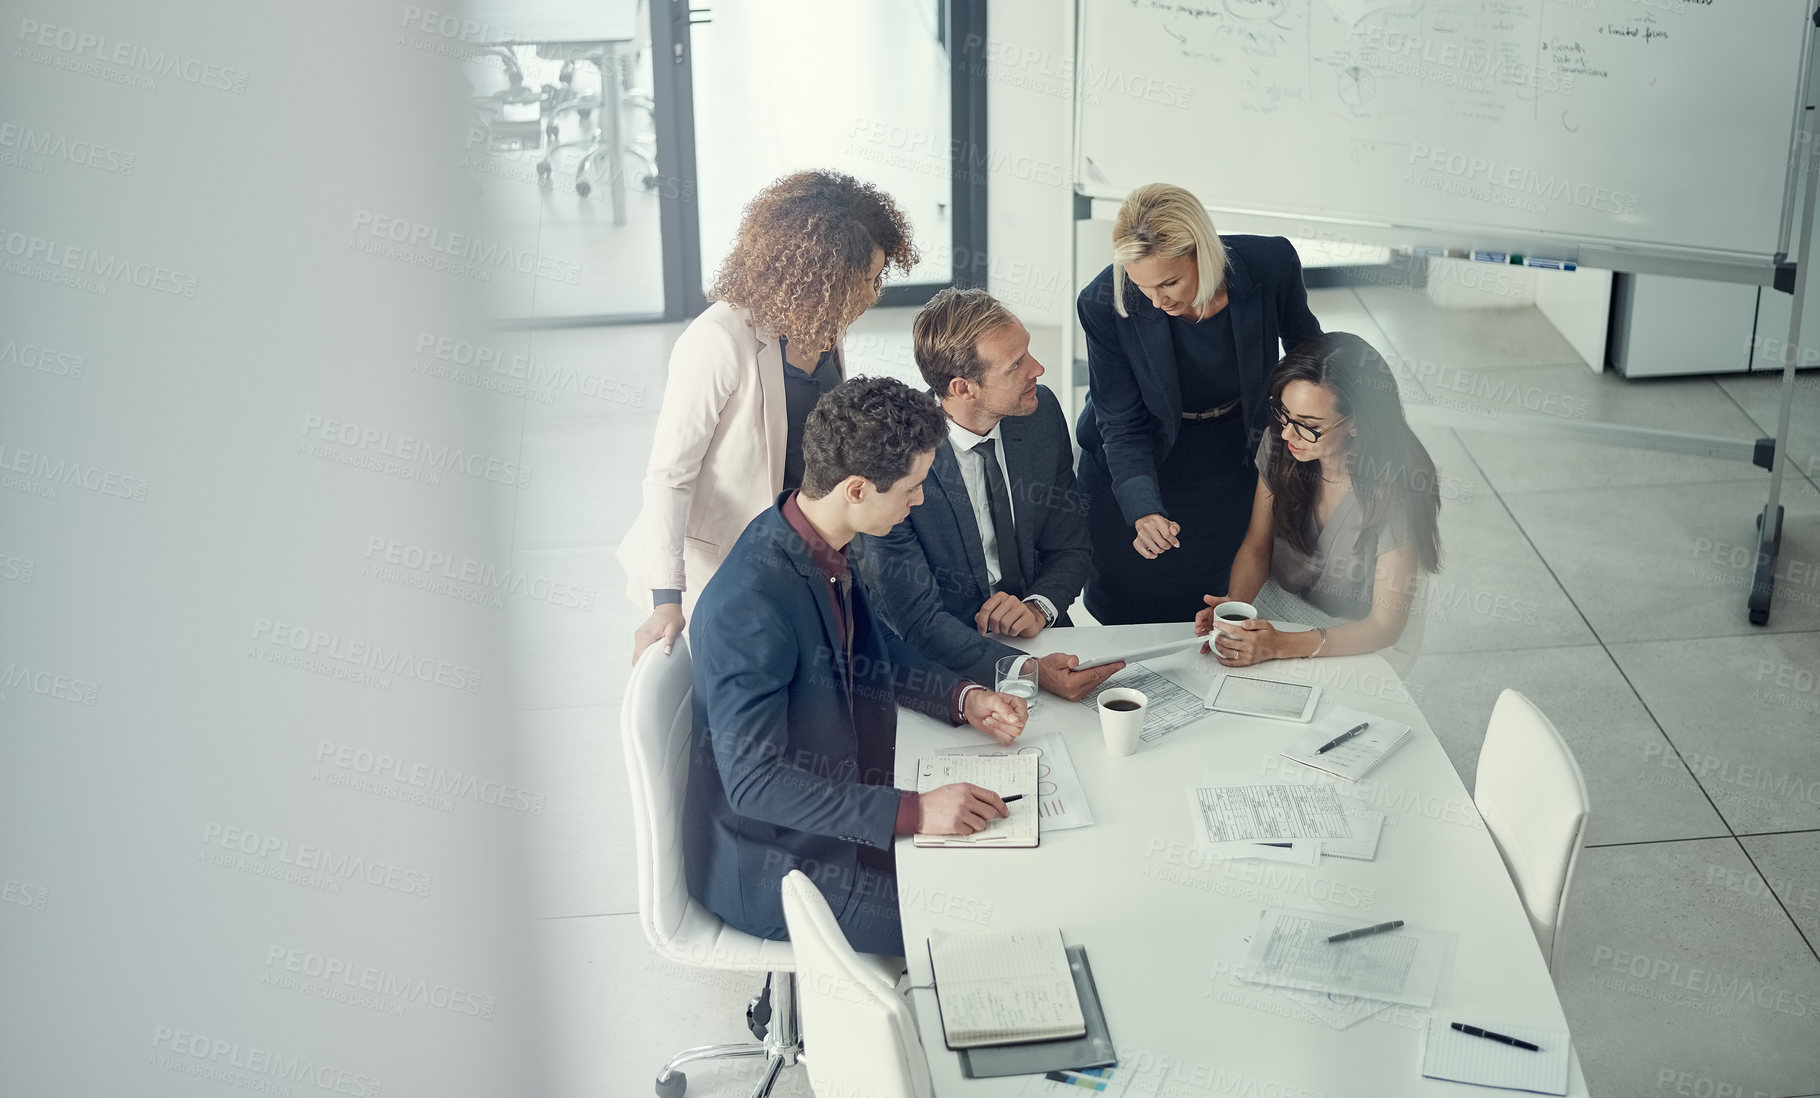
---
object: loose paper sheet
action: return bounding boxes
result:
[1240,907,1447,1007]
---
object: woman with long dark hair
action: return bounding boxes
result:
[1196,332,1441,665]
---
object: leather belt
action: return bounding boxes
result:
[1182,397,1241,421]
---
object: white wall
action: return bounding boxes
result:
[983,0,1075,345]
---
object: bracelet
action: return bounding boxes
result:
[1308,628,1328,659]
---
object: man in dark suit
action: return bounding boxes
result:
[684,376,1029,956]
[858,288,1124,701]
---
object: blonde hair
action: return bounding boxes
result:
[1110,183,1228,318]
[912,287,1019,397]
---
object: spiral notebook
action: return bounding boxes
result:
[1280,706,1411,782]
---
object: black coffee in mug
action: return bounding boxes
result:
[1217,612,1249,622]
[1103,699,1142,712]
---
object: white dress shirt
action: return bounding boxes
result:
[946,418,1056,625]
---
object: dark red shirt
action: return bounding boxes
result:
[780,492,975,835]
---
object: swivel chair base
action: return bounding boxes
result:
[653,972,800,1098]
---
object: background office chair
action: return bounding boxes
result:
[780,871,933,1098]
[622,637,799,1098]
[1473,688,1591,985]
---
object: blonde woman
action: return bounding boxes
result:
[1075,183,1322,624]
[618,170,916,661]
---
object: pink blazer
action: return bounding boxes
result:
[616,302,832,611]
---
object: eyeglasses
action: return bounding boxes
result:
[1268,398,1347,444]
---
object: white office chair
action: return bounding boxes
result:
[1473,688,1591,984]
[622,637,800,1098]
[780,871,934,1098]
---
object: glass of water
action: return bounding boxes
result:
[994,654,1039,712]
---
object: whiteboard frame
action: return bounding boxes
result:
[1061,0,1820,626]
[1069,0,1818,284]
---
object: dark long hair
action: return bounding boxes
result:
[1262,333,1441,573]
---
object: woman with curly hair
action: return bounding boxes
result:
[618,169,918,661]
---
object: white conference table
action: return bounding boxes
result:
[893,622,1588,1097]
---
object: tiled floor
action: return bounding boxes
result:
[509,287,1820,1098]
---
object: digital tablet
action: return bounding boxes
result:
[1072,636,1205,670]
[1204,674,1321,722]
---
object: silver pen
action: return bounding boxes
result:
[1326,919,1404,943]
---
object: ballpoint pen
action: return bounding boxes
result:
[1326,919,1404,943]
[1001,794,1024,803]
[1451,1022,1541,1051]
[1314,721,1369,755]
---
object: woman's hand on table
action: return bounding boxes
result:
[963,688,1028,745]
[1132,514,1181,559]
[1205,616,1293,666]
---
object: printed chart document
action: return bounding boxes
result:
[1280,706,1411,782]
[1187,784,1355,845]
[1421,1016,1571,1095]
[1240,907,1447,1007]
[938,733,1094,831]
[914,753,1040,847]
[1078,665,1214,742]
[929,928,1086,1049]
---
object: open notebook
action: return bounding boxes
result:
[913,753,1040,847]
[929,928,1086,1049]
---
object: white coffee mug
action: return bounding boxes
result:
[1097,687,1148,757]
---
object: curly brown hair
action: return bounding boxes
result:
[710,170,918,351]
[801,377,947,499]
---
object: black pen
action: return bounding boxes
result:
[1451,1022,1540,1052]
[1001,794,1024,803]
[1314,721,1369,755]
[1325,919,1403,943]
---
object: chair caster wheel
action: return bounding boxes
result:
[654,1071,686,1098]
[746,981,772,1040]
[576,179,592,197]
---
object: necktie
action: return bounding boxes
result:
[973,438,1027,597]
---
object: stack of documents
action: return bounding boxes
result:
[928,928,1084,1048]
[1239,907,1447,1008]
[1189,770,1386,864]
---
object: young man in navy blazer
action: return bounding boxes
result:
[683,376,1029,956]
[858,288,1125,701]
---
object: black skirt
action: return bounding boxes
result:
[1080,415,1257,625]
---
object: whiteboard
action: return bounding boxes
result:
[1075,0,1812,267]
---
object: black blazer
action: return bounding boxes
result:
[1075,234,1322,525]
[857,386,1091,684]
[683,501,961,938]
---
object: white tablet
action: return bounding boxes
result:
[1204,674,1321,722]
[1073,636,1206,670]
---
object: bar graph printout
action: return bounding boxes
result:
[1240,908,1447,1007]
[1189,784,1354,844]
